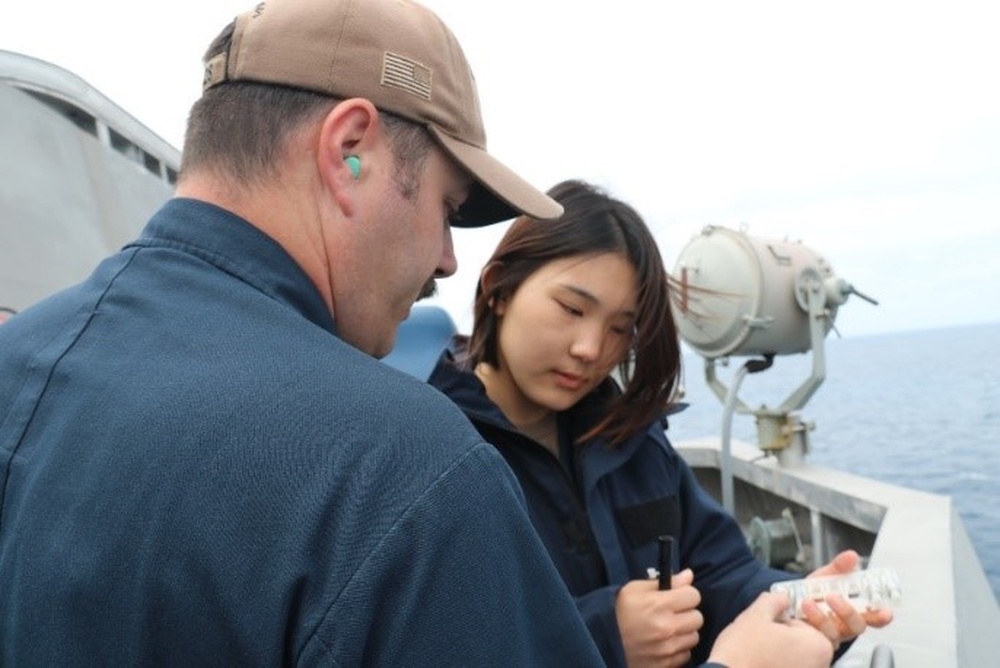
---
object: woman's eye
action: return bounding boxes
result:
[610,323,636,339]
[558,301,582,317]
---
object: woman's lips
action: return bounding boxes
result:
[552,370,585,391]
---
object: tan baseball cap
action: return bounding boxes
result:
[202,0,561,227]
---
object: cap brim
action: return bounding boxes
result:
[428,127,562,227]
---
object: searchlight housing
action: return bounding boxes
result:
[671,225,877,513]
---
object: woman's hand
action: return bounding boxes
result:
[801,550,895,646]
[615,568,703,667]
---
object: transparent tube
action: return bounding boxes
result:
[770,567,902,619]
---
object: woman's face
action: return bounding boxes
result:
[490,252,638,421]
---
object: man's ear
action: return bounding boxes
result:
[317,98,379,216]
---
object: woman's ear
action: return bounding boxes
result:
[480,262,505,314]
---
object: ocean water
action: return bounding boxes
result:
[667,321,1000,603]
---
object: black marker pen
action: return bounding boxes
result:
[657,535,675,591]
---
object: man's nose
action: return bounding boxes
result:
[435,225,457,278]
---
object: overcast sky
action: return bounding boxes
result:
[4,0,999,339]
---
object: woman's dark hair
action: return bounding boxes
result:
[466,179,682,446]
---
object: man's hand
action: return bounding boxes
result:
[709,592,834,668]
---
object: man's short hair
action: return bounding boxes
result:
[183,84,432,197]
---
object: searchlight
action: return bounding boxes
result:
[671,225,877,514]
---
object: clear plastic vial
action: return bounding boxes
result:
[770,567,902,619]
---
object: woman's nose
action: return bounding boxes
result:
[569,323,604,362]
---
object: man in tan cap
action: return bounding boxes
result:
[0,0,605,664]
[0,1,838,665]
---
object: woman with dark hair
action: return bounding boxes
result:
[428,179,891,667]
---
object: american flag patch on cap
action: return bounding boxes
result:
[381,52,432,100]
